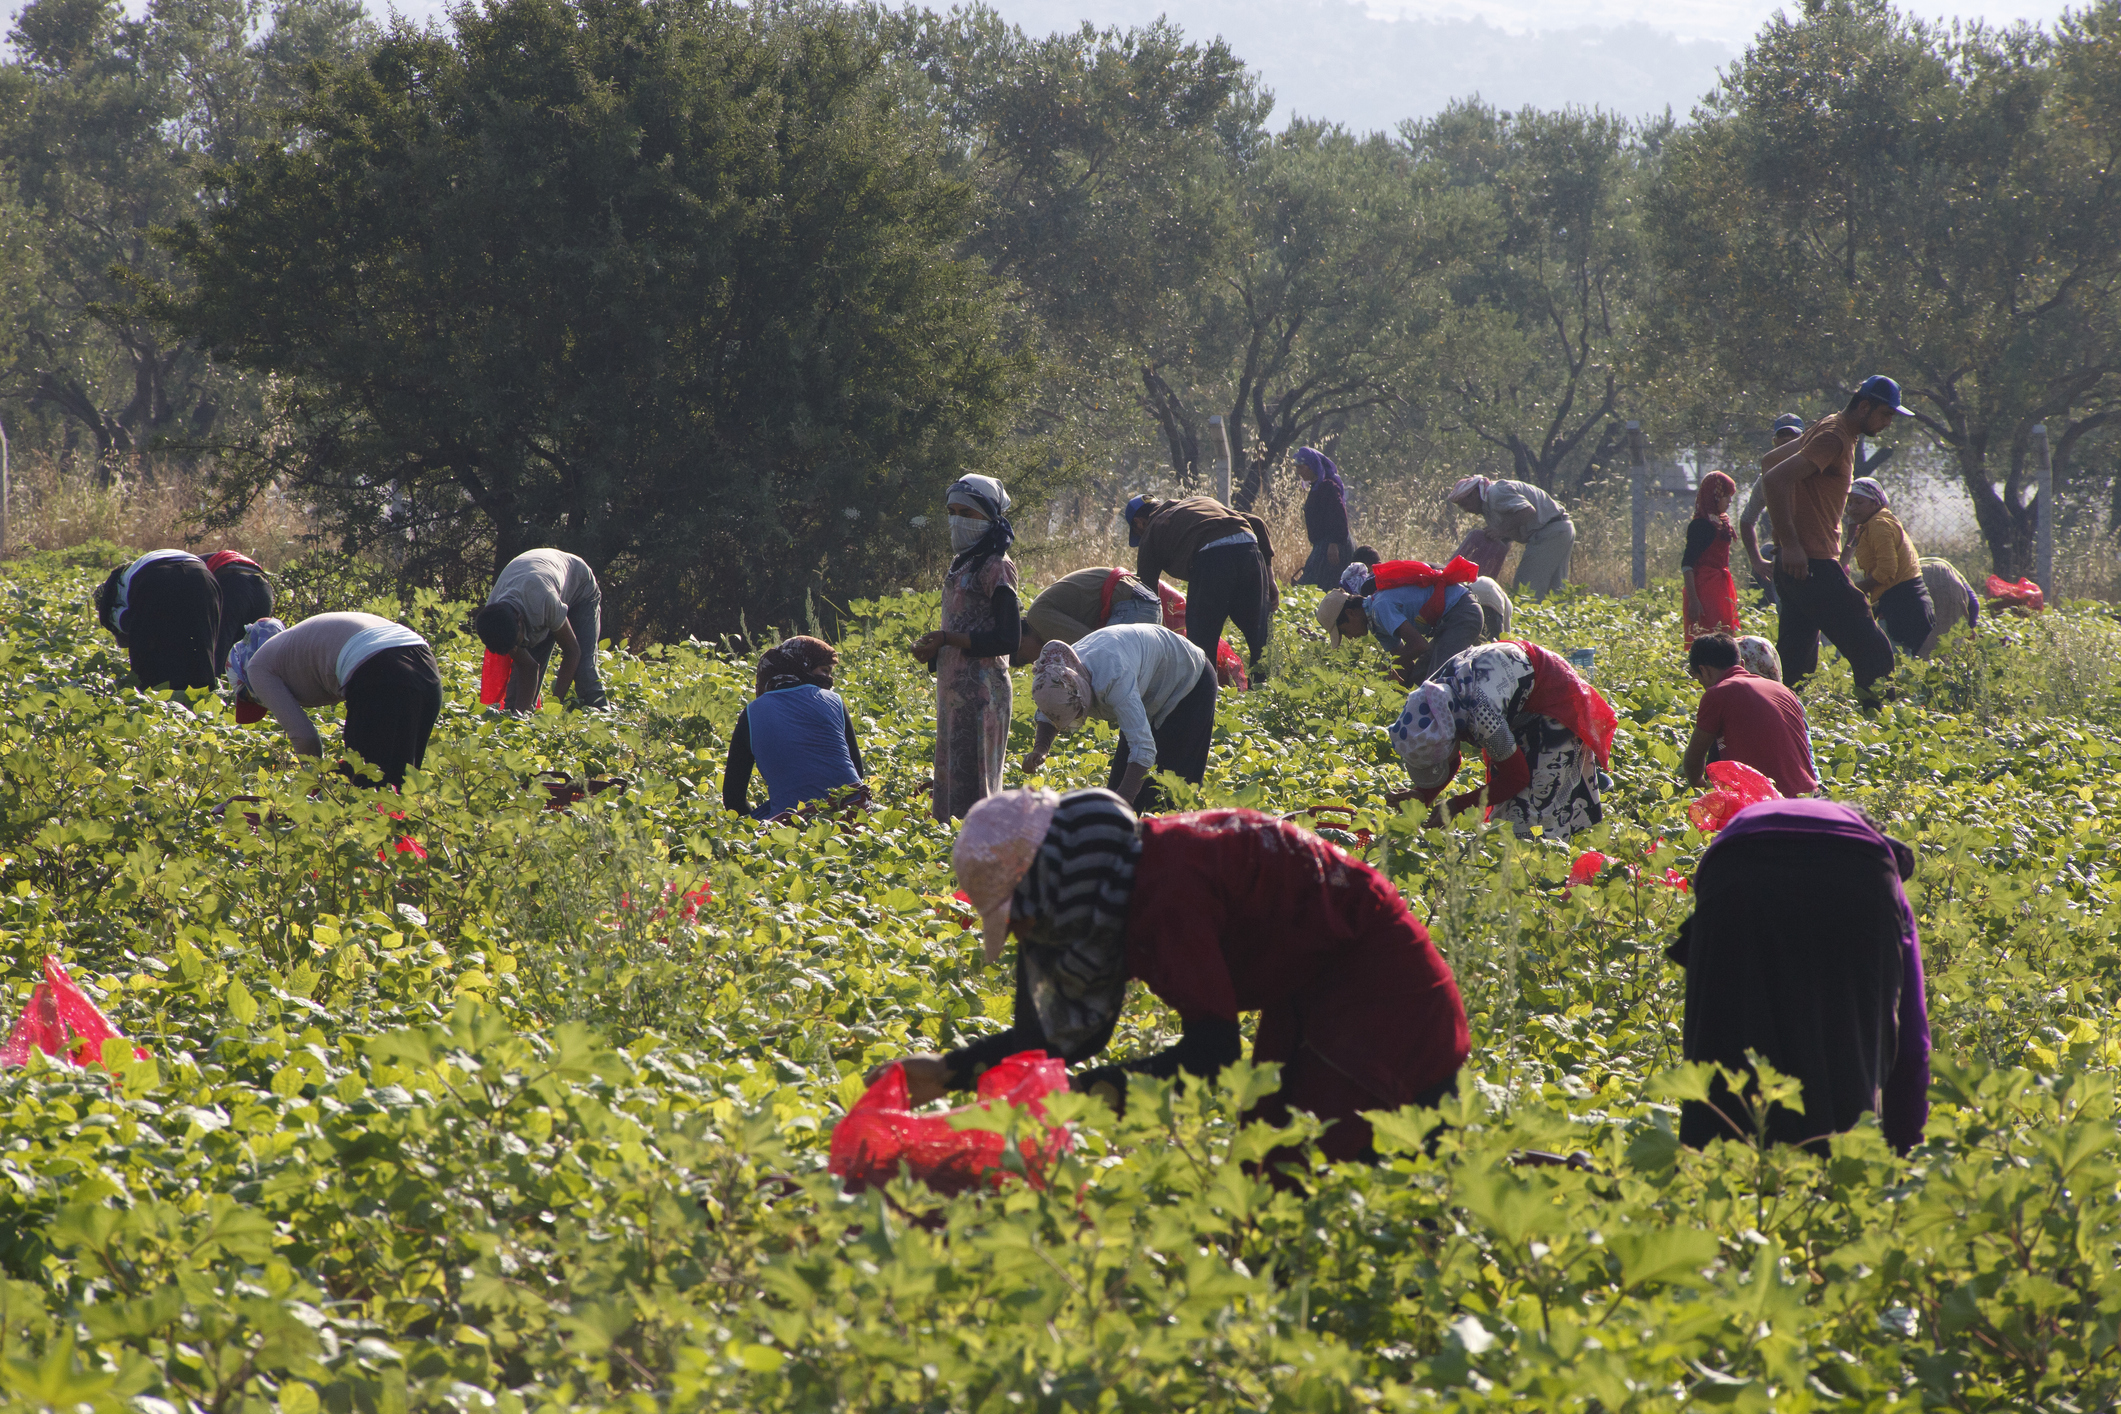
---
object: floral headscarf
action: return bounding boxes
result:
[227,618,287,697]
[1388,681,1458,788]
[1694,470,1737,526]
[1031,639,1093,731]
[755,635,837,695]
[1849,477,1888,509]
[955,787,1061,960]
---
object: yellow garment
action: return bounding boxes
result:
[1851,508,1920,603]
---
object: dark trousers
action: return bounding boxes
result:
[125,558,221,693]
[1185,543,1271,674]
[1774,560,1895,696]
[341,645,444,789]
[211,566,275,675]
[526,591,608,707]
[1677,838,1905,1154]
[1106,663,1217,812]
[1875,576,1935,655]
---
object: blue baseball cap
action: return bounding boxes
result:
[1124,495,1149,546]
[1854,375,1914,415]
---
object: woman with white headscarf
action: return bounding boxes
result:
[1387,640,1617,840]
[911,475,1022,821]
[868,786,1469,1165]
[1022,624,1214,811]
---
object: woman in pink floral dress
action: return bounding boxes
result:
[911,476,1021,821]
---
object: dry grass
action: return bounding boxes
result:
[0,453,317,569]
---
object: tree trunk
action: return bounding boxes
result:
[1961,448,2032,579]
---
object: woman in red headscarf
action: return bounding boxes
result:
[1682,471,1741,644]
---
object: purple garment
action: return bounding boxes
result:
[1710,800,1930,1150]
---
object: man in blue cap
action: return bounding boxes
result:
[1125,492,1278,679]
[1758,375,1913,699]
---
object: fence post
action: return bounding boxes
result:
[1628,421,1647,592]
[2031,423,2053,599]
[1207,415,1232,505]
[0,416,8,555]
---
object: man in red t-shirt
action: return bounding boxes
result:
[1682,634,1820,798]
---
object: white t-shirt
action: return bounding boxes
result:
[486,550,598,645]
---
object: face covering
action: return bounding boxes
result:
[949,514,988,552]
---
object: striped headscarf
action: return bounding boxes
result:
[1010,788,1142,1061]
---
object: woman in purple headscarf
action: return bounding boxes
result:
[1293,447,1355,588]
[1669,799,1930,1155]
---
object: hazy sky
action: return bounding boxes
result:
[10,0,2087,131]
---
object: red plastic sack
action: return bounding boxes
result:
[479,650,541,709]
[1983,575,2045,612]
[1215,639,1249,691]
[1686,759,1783,834]
[2,957,148,1068]
[1157,582,1188,636]
[830,1050,1072,1196]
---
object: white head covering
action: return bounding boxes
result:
[954,787,1061,961]
[1338,562,1370,594]
[1448,476,1489,509]
[1737,635,1783,683]
[946,474,1011,516]
[1031,639,1093,731]
[1388,682,1457,788]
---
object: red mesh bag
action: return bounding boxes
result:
[1983,575,2045,612]
[1686,759,1783,834]
[830,1051,1072,1196]
[2,957,148,1068]
[1215,640,1249,691]
[1157,582,1188,637]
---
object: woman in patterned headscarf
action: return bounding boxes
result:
[870,787,1469,1165]
[1387,640,1617,841]
[722,636,865,820]
[911,475,1021,820]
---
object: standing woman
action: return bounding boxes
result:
[911,475,1021,821]
[873,787,1469,1164]
[1386,640,1618,841]
[205,551,275,676]
[1681,471,1742,644]
[1293,447,1354,588]
[93,550,222,693]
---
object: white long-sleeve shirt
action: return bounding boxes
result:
[1043,623,1208,769]
[1482,479,1567,543]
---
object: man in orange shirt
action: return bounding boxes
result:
[1760,375,1908,699]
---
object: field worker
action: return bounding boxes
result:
[1670,799,1930,1154]
[1759,376,1909,697]
[1341,560,1512,640]
[1126,492,1277,680]
[1387,640,1618,840]
[228,613,441,788]
[1844,478,1935,656]
[722,636,864,820]
[1318,556,1485,686]
[93,550,222,693]
[1024,626,1215,812]
[1293,447,1355,588]
[1446,476,1575,598]
[204,551,274,676]
[1681,633,1819,798]
[475,549,607,711]
[1681,471,1742,643]
[911,475,1020,821]
[1012,567,1162,665]
[1737,635,1784,683]
[1918,557,1978,656]
[871,787,1470,1165]
[1739,413,1807,604]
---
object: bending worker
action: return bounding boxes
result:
[1682,633,1818,799]
[1013,566,1162,665]
[1387,640,1617,840]
[1024,625,1215,812]
[474,549,608,711]
[1318,556,1486,686]
[872,787,1469,1164]
[1126,492,1277,679]
[723,636,864,820]
[1843,477,1935,657]
[93,549,221,693]
[228,613,442,789]
[1446,476,1575,598]
[1671,799,1930,1154]
[205,551,275,676]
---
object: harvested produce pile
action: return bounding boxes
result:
[3,552,2121,1412]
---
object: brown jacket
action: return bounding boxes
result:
[1134,496,1276,588]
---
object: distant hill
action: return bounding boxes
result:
[988,0,1739,131]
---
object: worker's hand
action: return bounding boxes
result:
[866,1054,951,1107]
[1748,550,1776,582]
[1021,748,1047,775]
[1779,542,1809,580]
[1383,787,1417,809]
[909,630,946,664]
